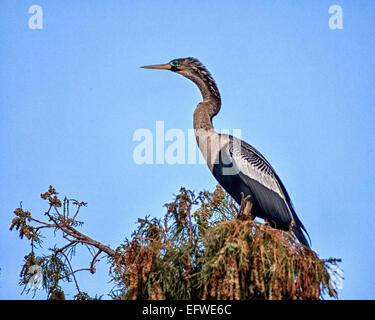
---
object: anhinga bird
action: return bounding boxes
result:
[142,57,310,247]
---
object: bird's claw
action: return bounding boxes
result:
[237,192,254,220]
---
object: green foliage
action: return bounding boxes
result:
[11,185,341,300]
[10,186,99,300]
[110,185,340,300]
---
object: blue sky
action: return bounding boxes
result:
[1,0,374,299]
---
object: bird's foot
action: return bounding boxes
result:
[237,192,255,220]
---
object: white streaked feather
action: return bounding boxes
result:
[195,130,294,221]
[228,136,288,199]
[228,137,295,222]
[196,130,286,198]
[231,146,283,198]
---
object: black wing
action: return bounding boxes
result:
[213,136,310,246]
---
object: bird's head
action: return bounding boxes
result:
[141,57,203,76]
[141,57,220,101]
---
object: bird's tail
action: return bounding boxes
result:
[292,225,311,248]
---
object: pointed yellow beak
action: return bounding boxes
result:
[141,63,171,70]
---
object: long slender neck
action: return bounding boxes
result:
[193,100,219,131]
[178,62,223,168]
[182,71,221,131]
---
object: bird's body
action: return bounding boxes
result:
[142,57,310,247]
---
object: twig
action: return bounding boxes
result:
[60,251,81,295]
[43,204,116,257]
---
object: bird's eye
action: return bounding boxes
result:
[169,60,179,67]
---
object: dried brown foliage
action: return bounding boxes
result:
[110,185,341,300]
[10,185,341,300]
[10,185,109,299]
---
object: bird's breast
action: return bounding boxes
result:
[194,130,230,171]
